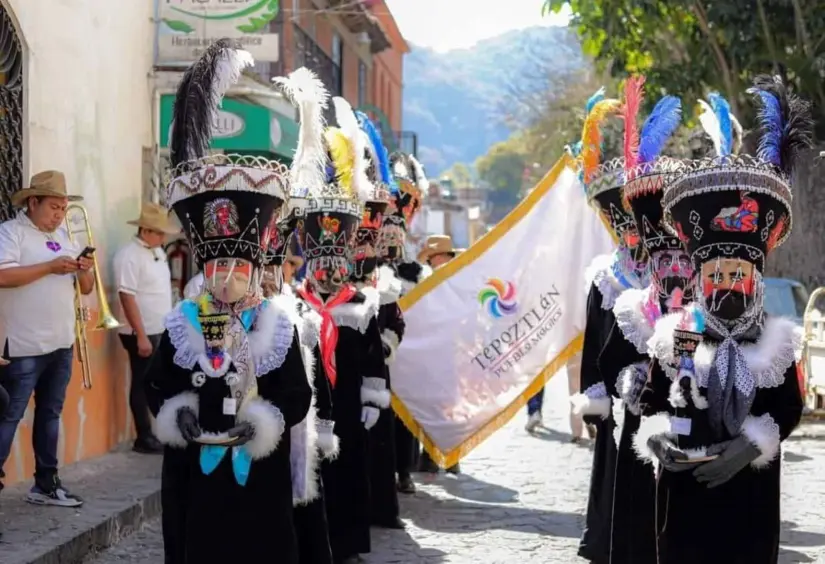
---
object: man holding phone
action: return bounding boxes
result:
[114,202,178,454]
[0,171,94,508]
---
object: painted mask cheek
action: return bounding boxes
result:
[702,279,717,298]
[740,276,755,295]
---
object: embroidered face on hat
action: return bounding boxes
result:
[351,199,388,280]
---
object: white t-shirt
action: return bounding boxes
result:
[113,238,173,335]
[183,272,204,300]
[0,211,80,357]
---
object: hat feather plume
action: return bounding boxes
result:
[580,98,622,183]
[748,74,814,174]
[272,67,329,197]
[638,95,681,165]
[407,155,429,198]
[355,110,396,192]
[621,75,645,172]
[333,97,372,201]
[169,38,254,168]
[324,128,355,198]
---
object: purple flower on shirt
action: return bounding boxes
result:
[46,241,61,253]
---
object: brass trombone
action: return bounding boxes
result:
[65,203,122,389]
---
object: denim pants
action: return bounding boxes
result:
[0,347,73,486]
[527,388,544,415]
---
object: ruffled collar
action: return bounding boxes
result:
[325,288,380,334]
[612,285,661,354]
[585,253,635,310]
[648,308,802,389]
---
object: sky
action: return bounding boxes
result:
[383,0,571,52]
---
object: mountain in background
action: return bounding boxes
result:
[402,25,586,177]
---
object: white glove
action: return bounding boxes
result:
[361,406,380,430]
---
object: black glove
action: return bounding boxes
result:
[693,436,760,488]
[647,435,704,473]
[382,342,392,358]
[227,421,256,446]
[176,407,201,443]
[396,261,422,282]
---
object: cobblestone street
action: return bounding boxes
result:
[89,372,825,563]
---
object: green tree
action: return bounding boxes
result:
[543,0,825,132]
[475,141,527,200]
[442,162,474,189]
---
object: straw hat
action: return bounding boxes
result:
[11,170,83,207]
[417,234,459,263]
[127,202,180,234]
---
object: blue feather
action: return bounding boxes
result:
[708,93,733,156]
[355,110,397,194]
[585,87,606,115]
[752,90,783,166]
[638,96,682,164]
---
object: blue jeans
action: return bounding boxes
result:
[0,347,73,487]
[527,387,544,416]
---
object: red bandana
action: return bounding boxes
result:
[297,282,357,388]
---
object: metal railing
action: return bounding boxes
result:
[292,24,342,103]
[0,6,23,222]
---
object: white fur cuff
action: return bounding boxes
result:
[633,413,673,464]
[361,377,391,408]
[381,329,400,365]
[741,413,781,469]
[316,420,340,460]
[155,391,199,449]
[237,397,286,460]
[570,393,611,418]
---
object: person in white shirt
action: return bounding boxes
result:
[113,202,178,454]
[0,171,94,508]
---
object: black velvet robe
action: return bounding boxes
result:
[147,300,312,564]
[369,268,406,525]
[319,290,387,561]
[635,313,803,564]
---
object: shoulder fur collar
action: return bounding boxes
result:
[649,311,802,389]
[613,286,657,354]
[400,262,433,295]
[376,265,403,304]
[329,286,380,333]
[585,253,626,310]
[165,298,297,376]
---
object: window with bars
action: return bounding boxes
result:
[0,7,23,222]
[292,23,341,122]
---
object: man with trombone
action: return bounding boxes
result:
[0,170,94,508]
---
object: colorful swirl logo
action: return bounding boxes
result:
[477,279,518,318]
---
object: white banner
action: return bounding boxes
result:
[392,157,615,465]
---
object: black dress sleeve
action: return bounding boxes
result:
[598,321,648,399]
[580,287,606,394]
[257,331,313,429]
[361,317,392,409]
[312,344,333,422]
[145,331,193,417]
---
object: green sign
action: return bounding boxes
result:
[159,94,298,159]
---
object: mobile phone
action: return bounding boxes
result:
[675,454,718,463]
[77,246,95,260]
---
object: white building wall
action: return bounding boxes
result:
[6,0,155,266]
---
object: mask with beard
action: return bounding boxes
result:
[651,249,694,308]
[204,258,253,304]
[699,259,761,322]
[309,257,349,294]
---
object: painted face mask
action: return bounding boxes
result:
[311,258,349,294]
[699,258,760,321]
[615,243,649,287]
[205,258,253,304]
[651,249,694,307]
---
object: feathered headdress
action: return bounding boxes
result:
[332,97,372,202]
[697,93,743,158]
[407,155,429,197]
[748,75,814,175]
[169,38,254,169]
[355,110,397,196]
[323,127,355,199]
[621,75,645,172]
[272,67,329,197]
[580,98,622,184]
[637,96,682,165]
[568,87,606,158]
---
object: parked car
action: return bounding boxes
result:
[763,277,809,325]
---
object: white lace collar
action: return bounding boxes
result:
[328,287,380,334]
[585,253,627,310]
[612,286,658,354]
[164,297,297,376]
[648,310,802,389]
[376,266,403,304]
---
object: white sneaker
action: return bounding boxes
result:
[525,412,542,433]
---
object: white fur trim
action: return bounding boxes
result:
[381,329,400,365]
[741,413,781,469]
[376,265,403,305]
[361,377,391,408]
[633,412,673,464]
[613,286,656,353]
[237,397,286,460]
[330,289,380,333]
[316,428,340,460]
[570,393,611,418]
[155,391,199,449]
[649,312,801,390]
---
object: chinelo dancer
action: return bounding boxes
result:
[601,81,688,563]
[567,84,649,564]
[284,91,387,563]
[146,39,312,563]
[270,67,339,564]
[633,76,812,563]
[353,110,409,525]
